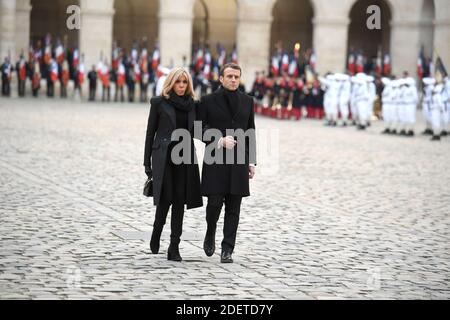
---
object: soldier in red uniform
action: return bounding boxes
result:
[60,60,70,98]
[16,53,28,97]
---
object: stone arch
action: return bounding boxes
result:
[419,0,435,58]
[347,0,392,59]
[270,0,314,55]
[30,0,80,48]
[192,0,237,56]
[113,0,159,52]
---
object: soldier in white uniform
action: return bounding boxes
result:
[430,83,444,141]
[350,76,359,125]
[319,74,338,126]
[397,79,408,135]
[336,73,351,126]
[365,75,376,127]
[390,79,402,134]
[403,77,419,136]
[441,77,450,136]
[381,77,394,134]
[421,77,435,135]
[354,73,370,130]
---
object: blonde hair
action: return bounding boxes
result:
[161,67,196,99]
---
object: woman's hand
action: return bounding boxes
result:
[145,166,152,179]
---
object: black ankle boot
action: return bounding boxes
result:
[150,227,162,254]
[167,243,182,261]
[203,229,216,257]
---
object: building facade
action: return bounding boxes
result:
[0,0,449,86]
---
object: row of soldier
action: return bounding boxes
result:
[250,71,325,120]
[414,77,449,141]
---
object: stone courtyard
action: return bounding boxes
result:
[0,97,449,299]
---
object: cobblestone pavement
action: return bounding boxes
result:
[1,97,449,300]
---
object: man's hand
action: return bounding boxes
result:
[249,165,256,179]
[219,136,237,150]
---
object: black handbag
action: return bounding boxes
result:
[143,178,153,197]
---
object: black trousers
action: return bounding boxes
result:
[153,202,184,245]
[18,80,25,96]
[153,161,187,245]
[206,194,242,253]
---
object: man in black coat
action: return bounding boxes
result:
[197,63,256,263]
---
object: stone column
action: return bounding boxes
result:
[434,0,450,70]
[236,0,274,89]
[15,0,31,58]
[79,0,114,71]
[390,19,422,77]
[388,0,422,77]
[0,0,16,61]
[312,16,350,74]
[158,0,196,68]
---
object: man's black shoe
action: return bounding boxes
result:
[382,128,390,134]
[220,251,233,263]
[203,231,215,257]
[431,135,441,141]
[441,131,448,137]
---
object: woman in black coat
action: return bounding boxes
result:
[143,67,202,261]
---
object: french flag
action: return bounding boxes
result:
[347,53,355,75]
[73,49,79,69]
[55,44,64,64]
[78,63,85,85]
[117,63,126,86]
[356,53,364,73]
[288,57,298,78]
[281,52,289,73]
[217,47,226,67]
[375,48,382,75]
[231,47,238,64]
[203,63,211,80]
[383,53,390,76]
[271,55,279,77]
[195,48,204,72]
[309,50,316,71]
[134,63,141,83]
[50,60,58,82]
[151,47,160,71]
[417,48,424,79]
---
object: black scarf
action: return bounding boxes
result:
[222,87,239,116]
[168,91,194,112]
